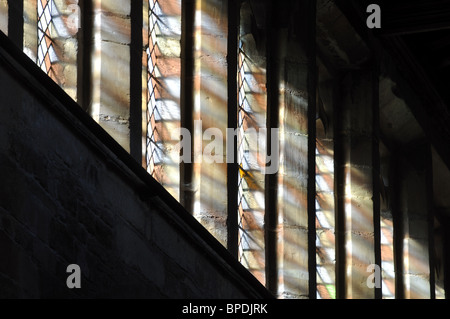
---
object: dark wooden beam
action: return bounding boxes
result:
[7,0,23,50]
[377,1,450,36]
[226,0,239,259]
[264,0,284,296]
[378,23,450,37]
[77,0,93,113]
[130,0,143,164]
[180,0,196,214]
[335,0,450,178]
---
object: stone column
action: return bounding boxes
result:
[92,0,131,152]
[7,0,22,49]
[337,68,379,299]
[269,0,316,299]
[399,146,433,298]
[192,0,229,246]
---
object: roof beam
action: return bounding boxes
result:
[335,0,450,172]
[374,1,450,35]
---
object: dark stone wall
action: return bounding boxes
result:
[0,33,271,299]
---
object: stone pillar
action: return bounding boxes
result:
[226,0,239,259]
[192,0,228,246]
[180,0,195,210]
[277,43,310,299]
[92,0,131,152]
[264,2,284,296]
[337,68,379,299]
[8,0,22,49]
[270,0,316,299]
[399,146,433,299]
[129,0,143,164]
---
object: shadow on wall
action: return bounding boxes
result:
[146,0,182,201]
[237,37,267,285]
[33,0,78,100]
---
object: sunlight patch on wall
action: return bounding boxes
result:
[146,0,181,200]
[36,0,78,100]
[237,40,267,285]
[315,137,336,299]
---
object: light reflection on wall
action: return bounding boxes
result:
[36,0,78,100]
[343,164,375,298]
[278,64,309,298]
[192,0,228,246]
[315,118,336,299]
[237,40,266,285]
[380,215,395,298]
[91,0,131,151]
[146,0,181,200]
[403,237,431,298]
[379,143,395,298]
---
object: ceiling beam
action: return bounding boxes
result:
[335,0,450,172]
[377,1,450,35]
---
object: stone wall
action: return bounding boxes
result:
[0,33,271,299]
[92,0,131,152]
